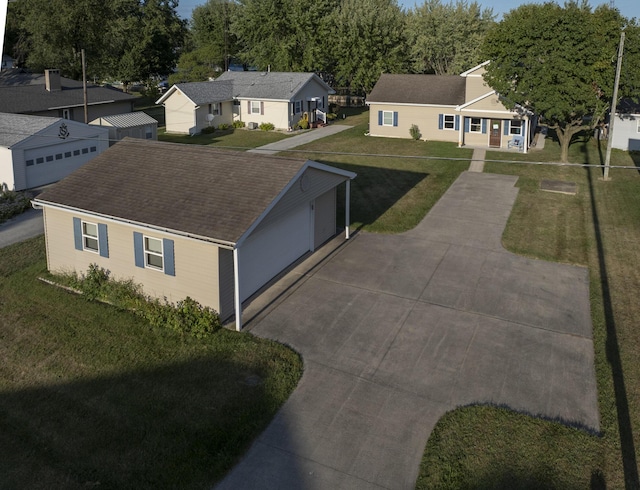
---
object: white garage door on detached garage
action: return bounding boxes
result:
[0,113,109,191]
[239,204,311,301]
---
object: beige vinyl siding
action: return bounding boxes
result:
[0,147,17,190]
[463,127,490,146]
[164,90,197,134]
[44,207,223,312]
[369,104,459,143]
[464,92,511,112]
[463,65,491,102]
[239,99,290,130]
[251,167,346,235]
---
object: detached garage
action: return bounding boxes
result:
[0,113,109,190]
[33,138,356,330]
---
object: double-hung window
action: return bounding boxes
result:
[294,100,302,114]
[510,120,523,135]
[250,101,261,114]
[470,117,482,133]
[209,103,221,116]
[144,236,164,271]
[73,217,109,258]
[443,115,455,130]
[82,222,99,253]
[382,111,394,126]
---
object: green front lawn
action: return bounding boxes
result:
[418,136,640,488]
[158,127,292,149]
[0,237,302,489]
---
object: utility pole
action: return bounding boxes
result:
[81,49,88,124]
[603,30,625,181]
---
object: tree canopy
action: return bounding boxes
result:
[482,1,638,162]
[5,0,186,84]
[406,0,495,75]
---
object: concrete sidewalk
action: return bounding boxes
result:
[248,124,352,155]
[0,208,43,249]
[217,171,598,489]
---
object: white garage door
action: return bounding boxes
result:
[24,141,100,189]
[239,204,311,301]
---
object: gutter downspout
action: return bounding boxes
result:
[233,247,242,331]
[345,180,351,239]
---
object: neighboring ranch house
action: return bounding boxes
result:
[90,112,158,146]
[0,113,109,191]
[33,139,356,330]
[610,99,640,152]
[157,71,334,134]
[0,68,135,123]
[367,61,536,152]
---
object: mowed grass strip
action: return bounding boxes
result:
[418,135,640,488]
[0,237,302,489]
[285,108,472,233]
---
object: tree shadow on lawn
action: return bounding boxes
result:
[327,161,430,232]
[0,357,290,489]
[582,140,640,489]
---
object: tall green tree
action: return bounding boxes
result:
[406,0,494,75]
[331,0,407,94]
[15,0,111,79]
[482,1,633,162]
[231,0,338,72]
[107,0,187,89]
[7,0,185,83]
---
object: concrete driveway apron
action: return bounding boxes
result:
[216,171,599,490]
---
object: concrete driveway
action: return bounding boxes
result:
[217,171,599,489]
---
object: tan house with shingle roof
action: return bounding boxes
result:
[33,139,356,330]
[367,62,536,152]
[157,71,334,134]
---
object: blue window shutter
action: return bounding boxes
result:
[260,101,264,115]
[504,120,510,135]
[73,217,83,251]
[163,239,175,276]
[378,110,383,126]
[393,112,398,127]
[482,119,487,134]
[133,232,144,268]
[454,115,460,131]
[98,223,109,258]
[464,117,470,133]
[438,114,443,130]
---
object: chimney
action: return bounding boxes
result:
[45,69,61,92]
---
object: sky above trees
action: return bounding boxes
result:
[176,0,639,21]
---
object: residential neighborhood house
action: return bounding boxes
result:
[366,61,537,152]
[157,71,334,134]
[0,68,135,123]
[0,113,109,191]
[610,98,640,152]
[33,139,356,330]
[90,112,158,146]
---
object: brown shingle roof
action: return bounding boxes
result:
[367,74,466,106]
[35,139,310,243]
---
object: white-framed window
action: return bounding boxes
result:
[294,100,302,114]
[470,117,482,133]
[209,103,220,116]
[444,114,455,130]
[144,236,164,271]
[510,120,523,135]
[250,101,261,114]
[382,111,394,126]
[82,221,99,253]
